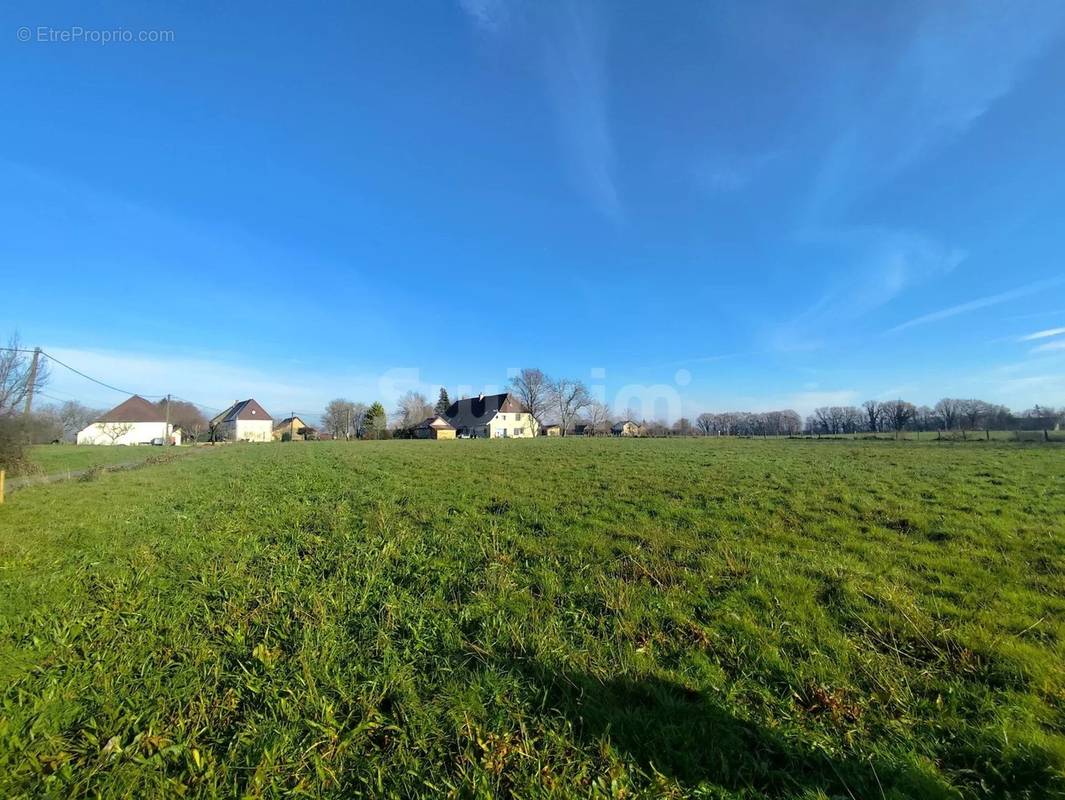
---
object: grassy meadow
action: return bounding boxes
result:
[22,444,179,477]
[0,438,1062,798]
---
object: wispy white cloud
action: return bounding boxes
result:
[459,0,619,220]
[1031,339,1065,354]
[1019,327,1065,341]
[785,3,1065,354]
[807,2,1065,218]
[459,0,511,32]
[886,277,1065,334]
[768,229,965,352]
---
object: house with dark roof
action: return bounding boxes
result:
[76,395,181,445]
[443,393,538,438]
[210,399,273,442]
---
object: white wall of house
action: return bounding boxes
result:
[235,419,273,442]
[76,421,176,445]
[487,412,539,438]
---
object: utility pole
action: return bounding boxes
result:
[22,347,41,416]
[164,393,172,446]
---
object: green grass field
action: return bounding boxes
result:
[23,444,179,477]
[0,439,1062,798]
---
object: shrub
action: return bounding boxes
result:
[0,416,31,475]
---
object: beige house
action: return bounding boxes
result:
[76,395,181,445]
[412,415,456,439]
[274,415,315,441]
[210,399,273,442]
[540,423,562,437]
[443,393,539,438]
[611,420,642,437]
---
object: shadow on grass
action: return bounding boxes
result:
[505,658,958,799]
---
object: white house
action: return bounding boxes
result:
[443,393,539,438]
[210,399,273,442]
[77,395,182,445]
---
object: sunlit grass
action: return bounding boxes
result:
[25,444,177,476]
[0,438,1062,798]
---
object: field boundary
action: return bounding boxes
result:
[5,447,207,495]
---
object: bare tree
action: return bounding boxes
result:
[881,399,916,439]
[583,399,611,435]
[323,399,367,439]
[672,417,693,436]
[696,412,715,435]
[934,398,961,431]
[779,410,802,435]
[57,400,101,441]
[550,378,591,436]
[0,334,49,416]
[644,419,669,437]
[959,398,990,433]
[98,421,134,445]
[509,368,551,424]
[861,400,881,433]
[394,391,433,432]
[158,399,207,442]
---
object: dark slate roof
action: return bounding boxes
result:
[97,395,167,423]
[211,399,273,425]
[444,393,525,430]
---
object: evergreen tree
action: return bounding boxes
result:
[434,387,450,416]
[364,401,387,439]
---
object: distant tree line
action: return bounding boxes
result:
[803,399,1064,438]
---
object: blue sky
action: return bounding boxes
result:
[2,1,1064,421]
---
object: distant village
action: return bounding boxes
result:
[69,382,1064,447]
[3,345,1062,448]
[72,390,646,446]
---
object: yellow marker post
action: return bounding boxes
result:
[0,469,5,504]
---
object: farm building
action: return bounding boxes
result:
[412,415,456,439]
[210,399,273,442]
[611,420,642,437]
[540,423,561,436]
[76,395,182,446]
[443,393,538,438]
[274,415,316,441]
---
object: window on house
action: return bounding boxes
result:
[514,427,524,436]
[516,413,523,420]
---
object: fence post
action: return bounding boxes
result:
[0,469,5,504]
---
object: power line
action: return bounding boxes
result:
[36,392,71,403]
[6,346,325,422]
[39,350,164,398]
